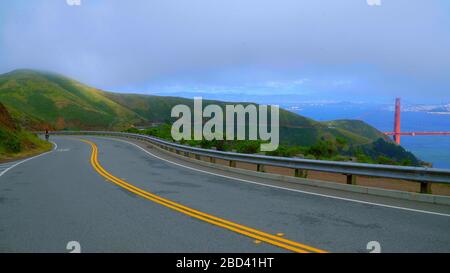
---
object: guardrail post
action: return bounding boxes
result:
[195,154,201,160]
[420,182,432,194]
[229,160,236,168]
[184,151,189,157]
[346,174,356,185]
[257,164,265,172]
[295,169,307,178]
[210,157,216,164]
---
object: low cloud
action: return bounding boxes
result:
[1,0,449,103]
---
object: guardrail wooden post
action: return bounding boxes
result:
[295,169,307,178]
[229,160,236,168]
[195,154,201,160]
[210,157,216,164]
[184,151,189,157]
[346,174,356,185]
[257,164,265,172]
[420,182,432,194]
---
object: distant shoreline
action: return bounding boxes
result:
[427,112,450,115]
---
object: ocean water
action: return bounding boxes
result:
[293,107,450,169]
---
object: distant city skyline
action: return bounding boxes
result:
[1,0,450,104]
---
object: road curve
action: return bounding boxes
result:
[0,136,449,253]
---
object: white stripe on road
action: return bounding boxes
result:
[0,142,58,178]
[101,137,450,218]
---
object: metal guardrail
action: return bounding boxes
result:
[48,131,450,193]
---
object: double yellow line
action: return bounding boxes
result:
[80,138,327,253]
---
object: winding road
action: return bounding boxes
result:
[0,136,449,253]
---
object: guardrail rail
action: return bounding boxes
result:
[46,131,450,194]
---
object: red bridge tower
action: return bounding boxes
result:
[393,97,401,144]
[384,98,450,144]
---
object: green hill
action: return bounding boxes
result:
[0,69,385,146]
[0,69,420,165]
[0,102,52,161]
[0,69,144,130]
[103,91,387,147]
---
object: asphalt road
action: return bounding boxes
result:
[0,136,449,253]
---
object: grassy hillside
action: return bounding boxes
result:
[0,102,52,161]
[0,69,385,145]
[0,69,144,130]
[324,120,391,142]
[104,91,387,147]
[0,69,421,165]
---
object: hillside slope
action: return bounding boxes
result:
[323,119,391,142]
[0,102,52,161]
[0,69,420,165]
[0,69,386,146]
[103,91,387,146]
[0,69,144,130]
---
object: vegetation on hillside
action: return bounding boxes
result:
[0,69,387,145]
[123,124,422,166]
[0,102,52,161]
[105,91,390,147]
[0,69,422,166]
[0,69,144,130]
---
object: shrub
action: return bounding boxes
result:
[4,137,21,153]
[307,140,338,158]
[235,140,261,154]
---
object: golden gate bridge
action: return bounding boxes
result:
[384,98,450,144]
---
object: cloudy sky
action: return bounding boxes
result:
[1,0,449,103]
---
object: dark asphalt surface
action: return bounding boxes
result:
[0,136,449,253]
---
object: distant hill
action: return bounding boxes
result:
[0,69,420,164]
[324,119,391,142]
[0,102,52,161]
[103,91,391,147]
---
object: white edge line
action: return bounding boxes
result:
[94,137,450,218]
[0,141,57,178]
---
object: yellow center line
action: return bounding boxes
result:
[79,138,328,253]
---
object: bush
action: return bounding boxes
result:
[376,156,397,165]
[355,152,372,164]
[307,140,338,158]
[211,140,224,151]
[235,140,261,154]
[4,137,21,153]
